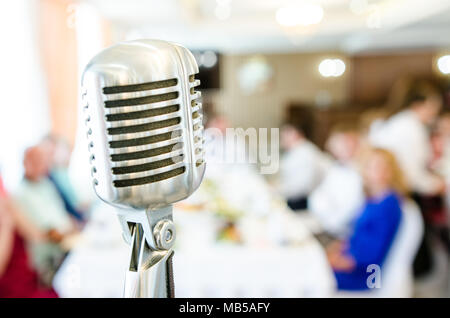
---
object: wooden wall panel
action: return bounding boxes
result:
[350,51,434,105]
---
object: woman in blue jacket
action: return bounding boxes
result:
[326,148,408,290]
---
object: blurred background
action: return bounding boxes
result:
[1,0,450,298]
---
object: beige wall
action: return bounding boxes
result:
[39,0,79,146]
[210,52,351,129]
[39,0,112,147]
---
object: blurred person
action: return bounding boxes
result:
[327,148,405,291]
[431,113,450,179]
[189,112,274,218]
[433,114,450,212]
[359,109,390,143]
[353,109,390,173]
[370,82,445,195]
[40,135,87,223]
[437,112,450,136]
[0,174,59,298]
[428,114,450,252]
[308,123,365,237]
[369,79,445,277]
[279,121,331,210]
[369,79,445,196]
[14,145,78,285]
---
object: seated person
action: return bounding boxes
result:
[369,80,445,277]
[40,135,86,223]
[369,80,444,196]
[308,123,365,237]
[0,174,60,298]
[327,148,405,291]
[14,146,78,285]
[279,121,331,211]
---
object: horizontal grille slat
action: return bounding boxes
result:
[112,149,184,168]
[107,117,181,135]
[111,142,183,162]
[103,78,178,94]
[106,100,182,114]
[113,166,186,188]
[105,92,179,108]
[109,130,182,149]
[107,124,183,142]
[111,136,183,155]
[106,104,180,121]
[112,155,183,175]
[107,112,180,129]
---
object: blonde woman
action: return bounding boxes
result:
[326,148,407,290]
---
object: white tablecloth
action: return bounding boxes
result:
[53,203,336,297]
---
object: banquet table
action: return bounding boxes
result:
[53,202,336,298]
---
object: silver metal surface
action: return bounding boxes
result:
[122,208,175,298]
[81,39,206,298]
[153,219,176,250]
[82,39,205,210]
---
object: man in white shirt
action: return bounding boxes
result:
[308,124,365,237]
[369,106,444,196]
[279,123,331,211]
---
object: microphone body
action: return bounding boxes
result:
[81,39,205,297]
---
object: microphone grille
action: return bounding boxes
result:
[101,77,186,189]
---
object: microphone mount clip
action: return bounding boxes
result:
[119,207,176,298]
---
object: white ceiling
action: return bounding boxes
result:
[83,0,450,54]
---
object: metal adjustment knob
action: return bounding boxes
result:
[153,220,176,250]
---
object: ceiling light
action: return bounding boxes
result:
[319,59,346,78]
[276,4,324,27]
[437,55,450,75]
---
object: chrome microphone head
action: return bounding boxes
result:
[81,39,206,298]
[82,39,205,210]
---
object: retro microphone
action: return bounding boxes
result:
[81,39,205,298]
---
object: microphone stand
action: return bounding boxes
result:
[119,206,176,298]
